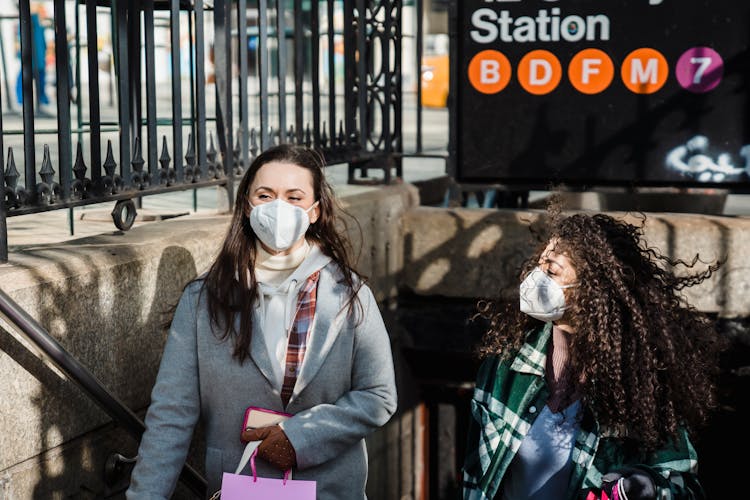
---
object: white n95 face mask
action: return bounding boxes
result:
[519,267,578,322]
[249,199,318,252]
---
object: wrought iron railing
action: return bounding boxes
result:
[1,0,405,262]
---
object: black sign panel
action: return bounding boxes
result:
[455,0,750,187]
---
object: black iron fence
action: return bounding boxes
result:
[1,0,411,262]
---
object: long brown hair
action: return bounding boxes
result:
[200,144,362,363]
[477,211,726,451]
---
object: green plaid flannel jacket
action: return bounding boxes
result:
[461,323,706,500]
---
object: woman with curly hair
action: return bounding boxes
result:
[462,211,725,500]
[127,144,397,499]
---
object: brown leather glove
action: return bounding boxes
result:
[241,425,297,471]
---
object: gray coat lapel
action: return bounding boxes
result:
[248,308,281,394]
[290,267,346,402]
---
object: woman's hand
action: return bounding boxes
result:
[241,425,297,471]
[600,467,657,500]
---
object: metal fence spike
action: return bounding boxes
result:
[159,136,171,166]
[73,142,88,180]
[131,137,144,173]
[39,144,55,183]
[104,141,117,177]
[5,148,19,188]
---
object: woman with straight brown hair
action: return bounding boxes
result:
[127,144,397,499]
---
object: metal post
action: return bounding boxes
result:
[326,0,335,144]
[214,0,234,207]
[116,0,131,186]
[18,0,36,200]
[311,0,321,147]
[86,0,103,191]
[276,0,288,139]
[383,0,393,184]
[53,0,72,202]
[170,0,183,182]
[447,0,457,180]
[238,0,248,166]
[194,0,207,180]
[144,2,158,183]
[293,0,304,144]
[343,2,355,148]
[356,0,367,150]
[259,0,270,149]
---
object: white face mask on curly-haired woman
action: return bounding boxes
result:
[519,266,579,322]
[520,239,579,324]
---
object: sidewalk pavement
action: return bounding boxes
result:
[3,157,449,250]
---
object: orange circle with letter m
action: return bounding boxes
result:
[621,48,669,94]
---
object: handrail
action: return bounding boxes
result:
[0,287,207,498]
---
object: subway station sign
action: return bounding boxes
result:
[455,0,750,187]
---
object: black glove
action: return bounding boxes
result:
[601,467,657,500]
[241,425,297,471]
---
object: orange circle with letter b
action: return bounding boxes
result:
[468,50,512,94]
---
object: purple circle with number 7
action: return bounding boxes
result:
[676,47,723,93]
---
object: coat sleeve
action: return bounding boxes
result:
[585,428,706,500]
[282,284,398,470]
[634,428,706,500]
[461,357,502,500]
[126,284,202,499]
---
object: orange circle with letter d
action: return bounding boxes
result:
[518,50,561,95]
[468,50,512,94]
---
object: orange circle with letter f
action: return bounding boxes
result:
[568,48,614,95]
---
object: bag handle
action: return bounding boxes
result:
[234,440,261,475]
[237,440,292,484]
[209,442,294,499]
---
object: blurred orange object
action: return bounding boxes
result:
[420,34,449,108]
[421,53,449,108]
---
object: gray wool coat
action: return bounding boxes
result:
[126,263,398,499]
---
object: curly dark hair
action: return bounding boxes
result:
[477,211,726,452]
[200,144,363,363]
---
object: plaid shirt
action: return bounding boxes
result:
[280,271,320,407]
[462,323,706,500]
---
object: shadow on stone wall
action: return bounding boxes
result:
[1,240,201,498]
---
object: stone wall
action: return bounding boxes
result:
[402,207,750,317]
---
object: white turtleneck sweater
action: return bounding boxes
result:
[255,240,311,286]
[253,240,332,390]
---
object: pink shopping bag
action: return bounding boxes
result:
[216,441,316,499]
[220,470,316,499]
